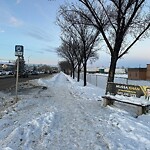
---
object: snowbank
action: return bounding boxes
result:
[0,72,149,150]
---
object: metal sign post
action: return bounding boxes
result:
[15,45,24,102]
[15,57,19,101]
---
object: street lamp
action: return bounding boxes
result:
[28,56,31,71]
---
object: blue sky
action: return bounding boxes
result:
[0,0,149,68]
[0,0,66,65]
[95,38,150,68]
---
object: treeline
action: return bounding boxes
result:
[56,0,150,87]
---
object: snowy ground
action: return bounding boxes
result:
[0,72,150,150]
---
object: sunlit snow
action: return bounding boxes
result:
[0,72,150,150]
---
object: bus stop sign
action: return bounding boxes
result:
[15,45,24,56]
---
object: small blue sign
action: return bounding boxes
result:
[15,45,24,56]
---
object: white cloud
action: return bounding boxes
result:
[0,4,23,28]
[9,16,23,27]
[16,0,22,4]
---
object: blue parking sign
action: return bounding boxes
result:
[15,45,24,56]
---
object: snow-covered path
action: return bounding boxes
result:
[34,73,109,149]
[0,72,150,150]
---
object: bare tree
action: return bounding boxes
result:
[57,9,82,79]
[58,60,72,75]
[78,0,150,84]
[57,38,77,78]
[58,4,100,86]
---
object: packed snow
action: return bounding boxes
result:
[0,72,150,150]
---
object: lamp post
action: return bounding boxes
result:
[28,56,30,64]
[28,56,30,71]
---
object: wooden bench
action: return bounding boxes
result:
[102,96,150,116]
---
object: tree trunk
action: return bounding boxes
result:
[105,56,118,94]
[72,68,75,79]
[70,70,72,77]
[107,56,118,83]
[83,61,87,86]
[77,65,81,82]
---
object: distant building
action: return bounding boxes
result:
[87,67,126,74]
[87,67,100,73]
[104,68,126,74]
[128,64,150,80]
[104,68,109,73]
[146,64,150,80]
[0,61,15,71]
[128,68,147,80]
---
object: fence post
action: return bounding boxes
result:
[96,75,97,86]
[126,78,128,85]
[89,74,91,83]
